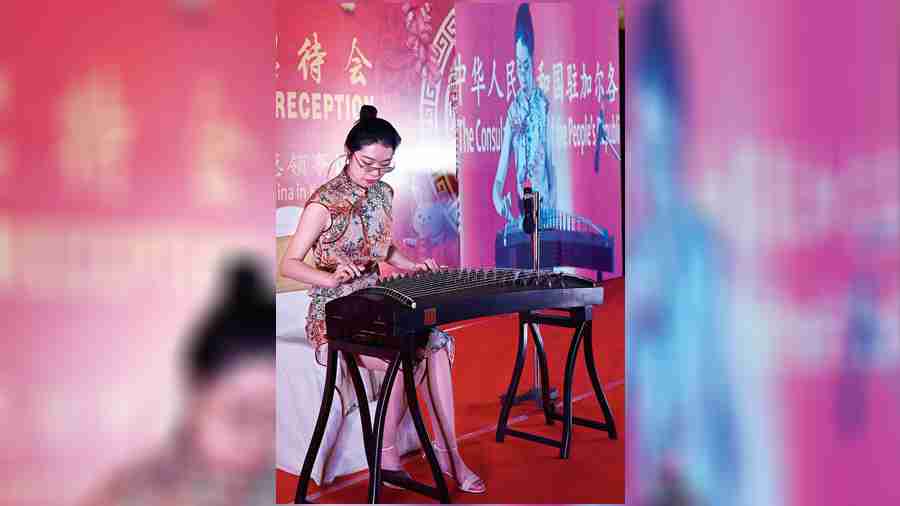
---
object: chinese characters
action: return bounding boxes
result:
[344,37,372,86]
[451,56,619,107]
[296,32,327,84]
[294,33,374,87]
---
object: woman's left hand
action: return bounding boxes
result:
[413,258,439,272]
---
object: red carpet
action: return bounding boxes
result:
[277,277,625,503]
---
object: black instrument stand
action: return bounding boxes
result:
[495,306,618,458]
[498,324,559,408]
[294,340,450,504]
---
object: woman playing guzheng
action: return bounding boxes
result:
[280,105,486,495]
[493,2,557,224]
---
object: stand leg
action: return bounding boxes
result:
[497,318,528,442]
[367,356,401,504]
[561,322,586,459]
[344,353,376,466]
[583,327,618,439]
[295,348,339,503]
[529,322,556,425]
[402,354,451,503]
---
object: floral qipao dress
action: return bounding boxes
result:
[304,170,454,412]
[507,85,556,212]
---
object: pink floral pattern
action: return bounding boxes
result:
[507,86,554,207]
[302,169,456,415]
[304,170,393,358]
[402,1,440,83]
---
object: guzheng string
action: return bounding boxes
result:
[384,268,521,295]
[398,271,552,299]
[382,268,555,299]
[503,208,605,235]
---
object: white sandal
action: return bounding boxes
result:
[429,441,486,494]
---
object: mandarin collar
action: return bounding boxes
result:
[339,169,368,199]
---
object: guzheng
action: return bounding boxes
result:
[325,267,602,348]
[495,208,614,275]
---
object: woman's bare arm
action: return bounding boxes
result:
[492,118,514,220]
[279,204,360,288]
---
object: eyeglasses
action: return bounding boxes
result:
[353,152,395,176]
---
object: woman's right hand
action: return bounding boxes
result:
[494,191,513,222]
[322,261,363,288]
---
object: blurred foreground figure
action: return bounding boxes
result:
[84,256,276,506]
[628,2,741,505]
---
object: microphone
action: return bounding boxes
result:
[522,186,536,235]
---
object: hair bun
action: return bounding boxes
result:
[359,104,378,121]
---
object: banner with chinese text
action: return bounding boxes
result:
[456,0,622,278]
[276,0,460,269]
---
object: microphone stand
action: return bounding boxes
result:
[501,188,559,409]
